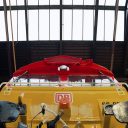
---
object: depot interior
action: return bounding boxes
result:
[0,0,128,83]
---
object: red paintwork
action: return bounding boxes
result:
[13,55,114,79]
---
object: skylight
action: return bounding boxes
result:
[0,0,126,41]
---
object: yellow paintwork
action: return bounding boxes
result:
[0,84,128,128]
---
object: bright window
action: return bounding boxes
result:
[39,0,49,5]
[63,9,94,40]
[50,0,60,5]
[39,10,49,40]
[73,10,83,40]
[0,12,6,41]
[83,10,94,40]
[63,10,72,40]
[6,10,26,41]
[116,11,124,41]
[0,1,3,6]
[97,10,115,41]
[97,10,104,40]
[105,0,116,6]
[119,0,126,6]
[28,0,38,5]
[7,11,17,41]
[63,0,94,5]
[6,0,16,6]
[17,0,24,5]
[73,0,83,5]
[28,0,60,5]
[0,0,126,41]
[84,0,95,5]
[63,0,72,5]
[29,10,38,40]
[50,10,60,40]
[18,11,26,41]
[99,0,126,6]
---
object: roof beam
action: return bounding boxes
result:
[91,0,99,60]
[0,5,125,11]
[123,0,128,76]
[93,0,99,41]
[24,0,29,41]
[0,41,125,43]
[124,0,128,41]
[59,0,63,54]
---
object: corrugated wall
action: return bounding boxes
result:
[30,41,59,62]
[62,41,91,58]
[0,43,8,76]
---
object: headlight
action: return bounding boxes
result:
[113,101,128,123]
[103,101,128,123]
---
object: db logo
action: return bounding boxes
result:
[55,93,72,103]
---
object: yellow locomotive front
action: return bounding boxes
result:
[0,55,128,128]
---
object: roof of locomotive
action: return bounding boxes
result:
[13,55,114,79]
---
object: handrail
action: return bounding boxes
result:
[0,81,127,88]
